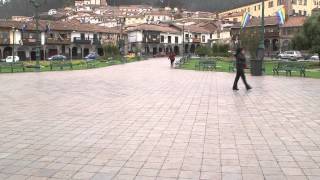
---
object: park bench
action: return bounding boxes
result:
[0,62,25,73]
[202,60,217,71]
[50,60,73,71]
[273,61,306,77]
[195,59,217,71]
[85,60,99,69]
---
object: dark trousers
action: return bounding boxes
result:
[170,60,174,67]
[233,69,250,88]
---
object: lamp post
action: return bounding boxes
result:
[251,0,265,76]
[258,0,265,50]
[11,27,18,63]
[182,21,185,57]
[29,0,45,71]
[117,17,125,62]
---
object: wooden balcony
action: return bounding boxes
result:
[192,38,201,43]
[0,38,9,45]
[46,38,71,45]
[73,37,91,44]
[265,31,280,38]
[22,38,38,45]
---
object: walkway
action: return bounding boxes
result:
[0,58,320,180]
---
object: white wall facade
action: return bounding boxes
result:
[128,31,143,43]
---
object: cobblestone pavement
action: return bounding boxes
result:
[0,58,320,180]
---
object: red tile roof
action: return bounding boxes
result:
[0,20,120,34]
[281,16,306,28]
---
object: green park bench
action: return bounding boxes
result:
[50,60,73,71]
[273,61,306,77]
[195,59,217,71]
[85,60,99,69]
[0,62,25,73]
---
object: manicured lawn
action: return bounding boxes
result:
[0,56,145,73]
[180,58,320,79]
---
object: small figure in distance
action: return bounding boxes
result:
[232,47,252,91]
[168,51,176,68]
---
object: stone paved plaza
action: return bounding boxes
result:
[0,58,320,180]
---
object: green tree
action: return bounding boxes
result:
[102,44,120,59]
[195,46,211,57]
[212,43,230,57]
[292,12,320,65]
[239,27,260,59]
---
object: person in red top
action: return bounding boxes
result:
[168,52,176,68]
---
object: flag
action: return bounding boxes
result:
[276,7,286,25]
[240,12,251,29]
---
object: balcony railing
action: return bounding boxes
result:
[265,31,280,38]
[22,38,38,45]
[93,38,101,46]
[192,38,201,43]
[46,38,71,45]
[73,37,92,44]
[0,38,9,45]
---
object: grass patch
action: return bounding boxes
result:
[0,57,146,73]
[180,58,320,79]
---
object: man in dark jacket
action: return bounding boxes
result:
[233,48,252,91]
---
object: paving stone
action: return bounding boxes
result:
[0,58,319,180]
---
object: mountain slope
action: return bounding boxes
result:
[0,0,253,18]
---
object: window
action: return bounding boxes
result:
[168,36,172,43]
[254,6,257,11]
[161,35,164,43]
[268,1,274,8]
[80,33,85,40]
[202,35,205,42]
[175,36,178,43]
[151,34,157,40]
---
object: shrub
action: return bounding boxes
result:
[212,43,230,57]
[195,46,212,57]
[103,44,120,59]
